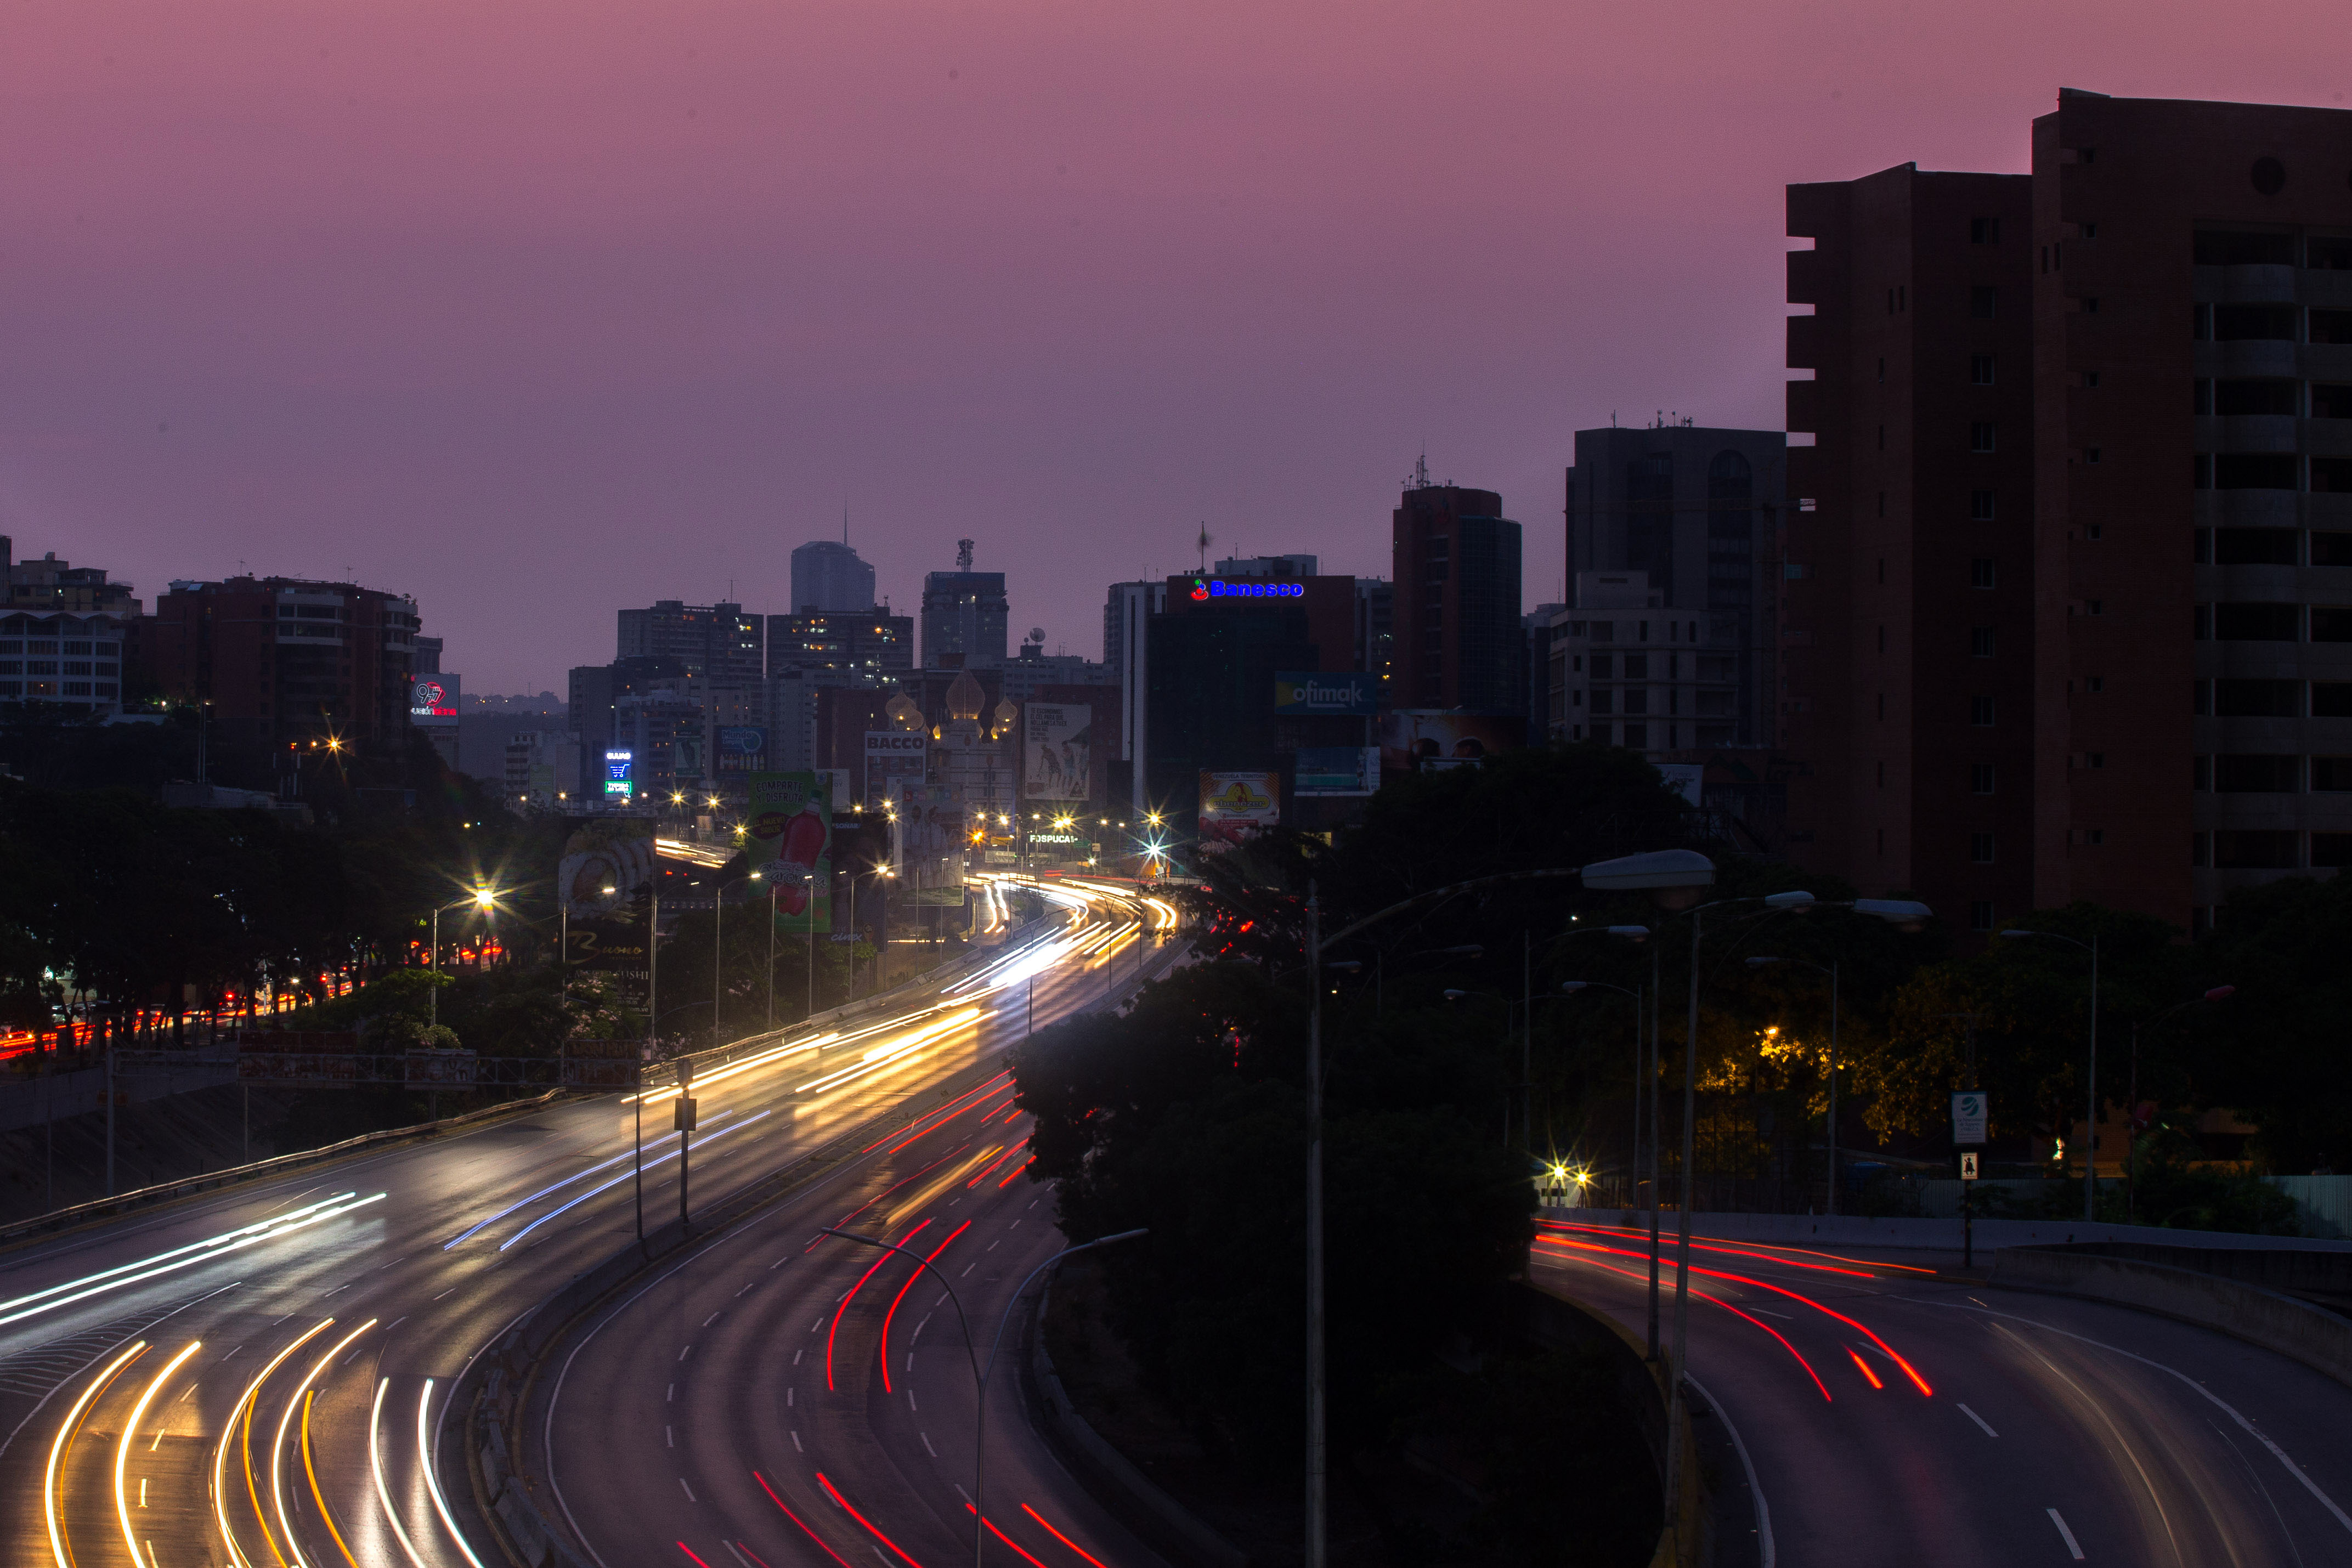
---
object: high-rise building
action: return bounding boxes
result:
[616,600,762,683]
[1562,424,1786,748]
[1392,478,1523,711]
[1,537,141,717]
[143,576,421,757]
[567,655,692,802]
[765,610,914,685]
[1784,90,2352,936]
[790,540,877,613]
[1103,579,1168,811]
[920,540,1009,669]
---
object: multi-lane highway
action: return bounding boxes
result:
[1534,1218,2352,1567]
[0,874,1174,1568]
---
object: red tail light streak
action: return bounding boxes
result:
[827,1219,932,1390]
[755,1470,859,1567]
[816,1471,929,1568]
[1021,1503,1115,1568]
[1846,1347,1885,1390]
[880,1221,971,1391]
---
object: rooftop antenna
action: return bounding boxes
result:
[956,537,974,571]
[1414,451,1431,490]
[1196,525,1212,572]
[843,503,850,546]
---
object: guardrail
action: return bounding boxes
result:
[0,1087,564,1248]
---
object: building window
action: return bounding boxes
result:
[2214,527,2298,565]
[1970,286,1998,319]
[1592,689,1614,715]
[1970,489,1996,521]
[2088,675,2104,692]
[1970,763,1995,794]
[2313,834,2352,868]
[2314,608,2352,643]
[1970,354,1996,385]
[2089,752,2106,768]
[1969,901,1993,932]
[2210,603,2299,641]
[1970,832,1995,863]
[2314,682,2352,717]
[1970,217,2000,244]
[2194,755,2212,791]
[1970,695,1995,726]
[1591,653,1613,678]
[1623,724,1647,749]
[1623,689,1649,716]
[2192,831,2211,866]
[1970,422,1997,452]
[2213,754,2299,792]
[2214,678,2299,716]
[2215,454,2299,491]
[2312,757,2352,791]
[1970,627,1996,657]
[1971,558,1996,589]
[2087,829,2105,846]
[2213,830,2298,869]
[1623,653,1649,679]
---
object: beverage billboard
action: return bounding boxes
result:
[556,816,657,971]
[744,771,833,932]
[716,725,767,773]
[1199,771,1280,845]
[1024,703,1093,801]
[1294,745,1380,796]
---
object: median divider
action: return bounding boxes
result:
[1991,1244,2352,1390]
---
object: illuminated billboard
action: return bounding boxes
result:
[716,726,768,773]
[1273,671,1378,716]
[744,771,833,933]
[1294,746,1379,796]
[556,816,657,971]
[1199,771,1279,845]
[602,749,635,800]
[409,673,460,729]
[863,731,926,807]
[1185,578,1304,601]
[1377,711,1524,773]
[1023,704,1092,801]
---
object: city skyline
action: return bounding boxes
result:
[9,3,2346,688]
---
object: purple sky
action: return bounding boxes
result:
[5,2,2344,690]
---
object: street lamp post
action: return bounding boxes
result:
[713,871,764,1050]
[1997,927,2101,1221]
[1299,851,1720,1568]
[1744,955,1842,1214]
[821,1225,1146,1568]
[426,886,499,1033]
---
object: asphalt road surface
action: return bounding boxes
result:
[1534,1218,2352,1568]
[0,874,1172,1568]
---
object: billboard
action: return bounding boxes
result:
[1024,704,1093,801]
[1273,671,1379,716]
[1294,746,1381,796]
[557,816,657,970]
[744,771,833,933]
[1377,711,1524,774]
[716,726,767,774]
[409,673,460,729]
[863,732,927,808]
[602,749,635,800]
[1199,771,1280,845]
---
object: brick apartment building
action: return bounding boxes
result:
[144,576,422,757]
[1785,90,2352,936]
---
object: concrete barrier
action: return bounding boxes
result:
[1991,1246,2352,1389]
[1588,1208,2352,1256]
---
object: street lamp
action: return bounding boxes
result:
[820,1225,1146,1568]
[427,886,500,1031]
[713,871,764,1050]
[1744,955,1844,1214]
[1996,927,2101,1221]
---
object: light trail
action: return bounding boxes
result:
[115,1339,203,1568]
[1539,1220,1878,1280]
[1541,1219,1936,1277]
[1541,1249,1832,1401]
[815,1472,928,1568]
[869,1074,1015,1157]
[419,1380,488,1568]
[274,1320,378,1568]
[369,1378,429,1568]
[223,1317,338,1568]
[0,1192,386,1328]
[47,1340,148,1568]
[754,1471,859,1568]
[794,1009,985,1097]
[1020,1503,1115,1568]
[1846,1347,1885,1390]
[444,1125,734,1247]
[827,1219,932,1391]
[496,1111,773,1251]
[879,1221,970,1392]
[962,1503,1052,1568]
[302,1389,360,1567]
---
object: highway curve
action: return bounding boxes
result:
[1533,1218,2352,1567]
[0,873,1172,1568]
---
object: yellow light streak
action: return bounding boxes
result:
[369,1379,428,1568]
[418,1379,487,1568]
[218,1318,338,1568]
[116,1340,203,1568]
[795,1006,986,1095]
[273,1321,377,1568]
[301,1390,359,1567]
[47,1340,148,1568]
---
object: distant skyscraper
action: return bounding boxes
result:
[921,539,1009,669]
[1392,479,1523,711]
[790,540,877,614]
[616,600,763,682]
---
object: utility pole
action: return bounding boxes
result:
[1304,884,1327,1568]
[676,1058,696,1235]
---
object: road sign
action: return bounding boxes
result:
[1960,1151,1980,1181]
[1952,1090,1988,1146]
[674,1096,698,1133]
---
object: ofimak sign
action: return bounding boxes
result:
[1274,671,1378,716]
[1188,578,1304,601]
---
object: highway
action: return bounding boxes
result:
[1533,1218,2352,1567]
[0,873,1175,1568]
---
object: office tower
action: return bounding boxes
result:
[1786,91,2352,935]
[616,599,763,682]
[1562,424,1785,748]
[0,536,141,717]
[1353,578,1394,701]
[144,576,422,756]
[1103,580,1169,812]
[790,540,877,613]
[1391,477,1523,711]
[920,539,1009,669]
[567,655,692,801]
[505,730,584,809]
[765,609,914,684]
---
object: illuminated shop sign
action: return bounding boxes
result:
[603,749,635,799]
[1188,579,1305,601]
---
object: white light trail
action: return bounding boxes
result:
[370,1378,429,1568]
[419,1379,487,1568]
[497,1110,773,1251]
[274,1320,377,1568]
[443,1116,737,1247]
[0,1192,386,1328]
[215,1318,338,1568]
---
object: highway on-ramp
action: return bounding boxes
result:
[0,874,1173,1568]
[1534,1218,2352,1567]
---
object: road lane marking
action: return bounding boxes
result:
[2048,1508,2084,1559]
[908,1391,917,1411]
[787,1389,794,1406]
[1686,1374,1773,1568]
[681,1478,697,1502]
[736,1283,754,1298]
[679,1345,692,1361]
[791,1431,802,1451]
[703,1313,720,1327]
[922,1433,936,1458]
[1960,1405,1998,1437]
[667,1426,674,1447]
[668,1383,675,1402]
[433,1290,455,1301]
